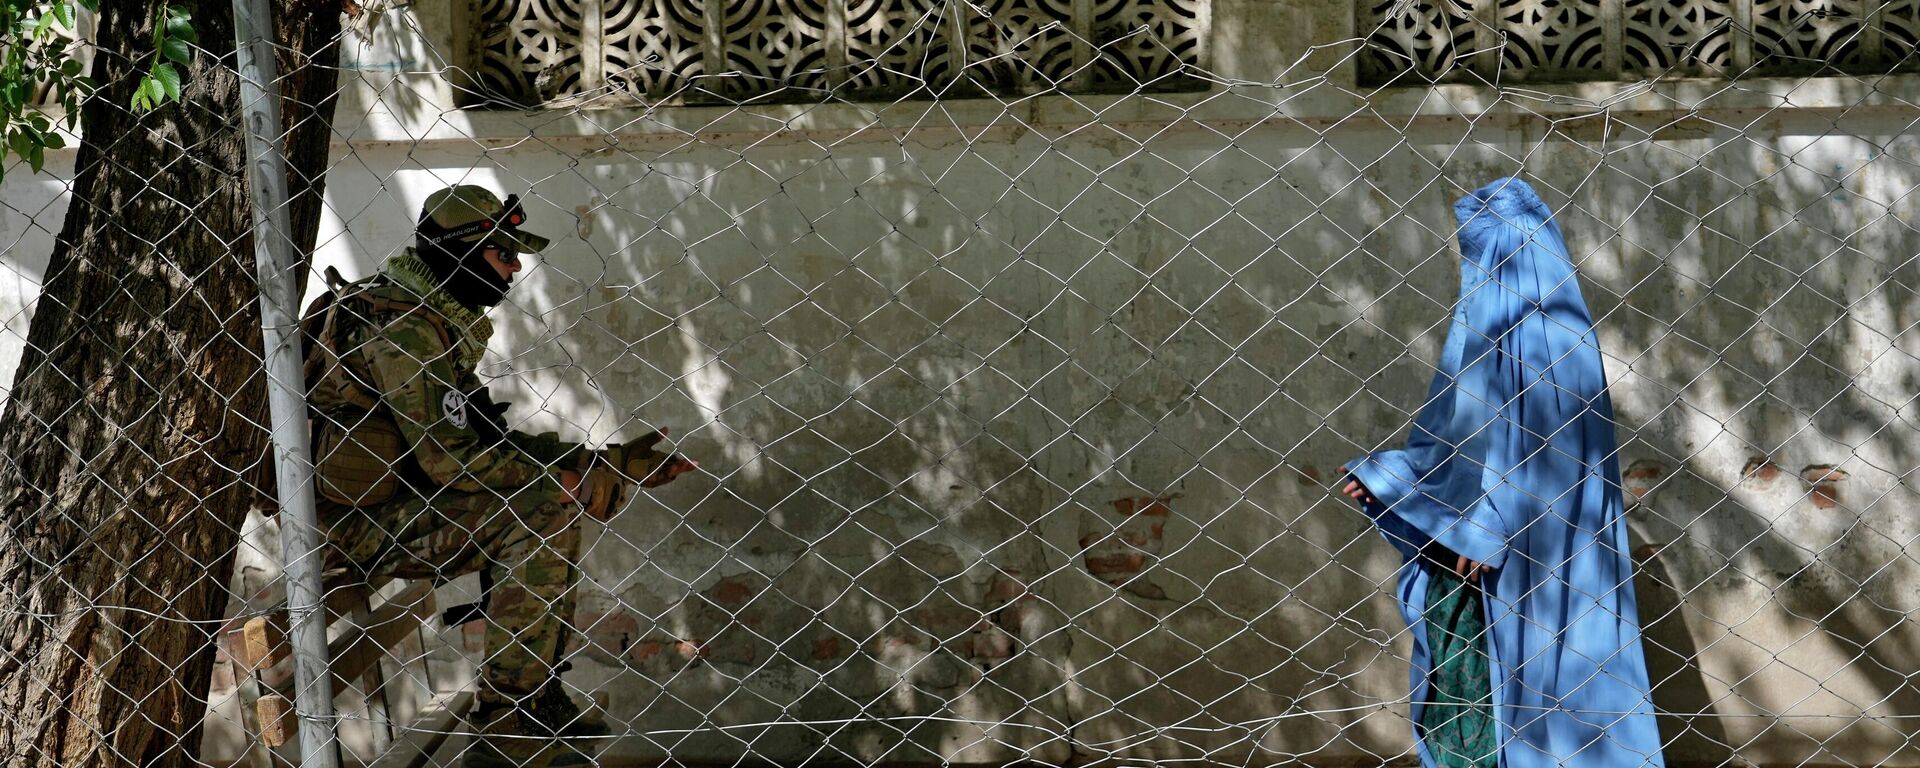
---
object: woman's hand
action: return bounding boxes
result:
[1337,466,1376,505]
[1339,467,1489,583]
[1455,555,1491,584]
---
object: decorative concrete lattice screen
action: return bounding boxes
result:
[1360,0,1920,85]
[469,0,1210,105]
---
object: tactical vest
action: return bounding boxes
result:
[302,268,455,507]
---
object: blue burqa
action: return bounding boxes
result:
[1345,178,1666,768]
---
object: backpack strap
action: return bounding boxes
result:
[300,268,457,414]
[299,267,352,393]
[305,270,457,372]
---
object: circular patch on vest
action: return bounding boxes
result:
[442,391,469,429]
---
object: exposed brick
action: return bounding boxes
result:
[578,610,642,664]
[1114,530,1153,548]
[1632,543,1662,565]
[1623,460,1665,502]
[1623,462,1664,480]
[965,627,1016,662]
[1742,456,1780,485]
[1811,487,1839,509]
[1082,497,1172,587]
[628,640,665,662]
[1110,497,1171,519]
[811,635,844,661]
[988,570,1026,602]
[627,638,704,665]
[580,610,640,638]
[1085,553,1148,581]
[711,576,756,609]
[870,633,931,655]
[1802,465,1848,509]
[995,600,1032,630]
[1125,497,1172,517]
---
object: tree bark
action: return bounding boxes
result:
[0,2,340,765]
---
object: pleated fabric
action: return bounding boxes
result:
[1345,178,1666,768]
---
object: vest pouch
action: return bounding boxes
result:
[313,414,405,507]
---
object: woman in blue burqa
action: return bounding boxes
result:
[1341,178,1666,768]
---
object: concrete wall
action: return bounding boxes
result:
[5,2,1919,766]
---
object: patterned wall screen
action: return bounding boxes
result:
[1360,0,1920,86]
[471,0,1210,107]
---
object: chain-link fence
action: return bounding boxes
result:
[1,1,1918,767]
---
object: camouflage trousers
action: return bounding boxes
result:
[322,485,581,698]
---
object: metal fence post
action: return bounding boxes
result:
[232,0,340,766]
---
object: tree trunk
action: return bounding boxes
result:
[0,2,340,765]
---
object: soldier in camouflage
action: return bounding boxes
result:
[303,185,697,767]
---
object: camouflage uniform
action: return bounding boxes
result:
[313,259,584,697]
[305,187,601,766]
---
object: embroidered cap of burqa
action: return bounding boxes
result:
[1345,178,1666,768]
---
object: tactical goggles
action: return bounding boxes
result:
[419,194,530,247]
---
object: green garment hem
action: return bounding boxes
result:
[1419,560,1498,768]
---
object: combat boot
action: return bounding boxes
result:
[533,684,610,765]
[464,686,609,768]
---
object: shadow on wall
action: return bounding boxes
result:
[1549,122,1920,766]
[380,103,1920,767]
[172,42,1920,768]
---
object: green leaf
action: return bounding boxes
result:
[27,111,47,131]
[51,2,73,29]
[28,144,43,174]
[33,12,54,38]
[165,8,195,44]
[43,131,63,150]
[152,63,180,102]
[60,58,82,77]
[130,77,153,112]
[160,37,190,66]
[8,130,30,162]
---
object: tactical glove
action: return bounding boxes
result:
[596,428,698,488]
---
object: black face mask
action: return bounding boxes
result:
[417,237,512,309]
